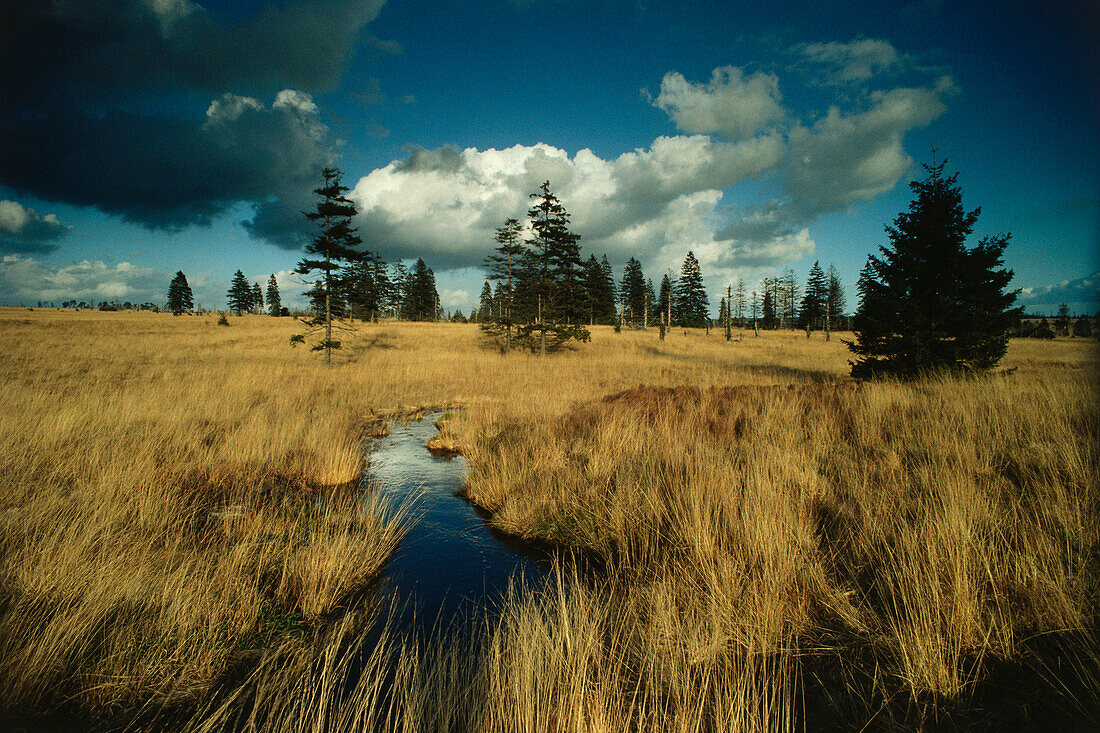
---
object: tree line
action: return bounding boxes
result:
[474,183,849,342]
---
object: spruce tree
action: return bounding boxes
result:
[505,181,588,353]
[266,274,281,316]
[478,281,494,322]
[293,167,363,364]
[674,251,709,328]
[734,278,746,326]
[388,262,409,319]
[251,283,263,314]
[799,261,827,330]
[403,258,439,321]
[1054,303,1071,336]
[762,287,776,329]
[620,258,647,327]
[600,256,617,318]
[658,274,674,323]
[526,181,583,325]
[227,270,251,315]
[645,278,657,328]
[826,264,846,329]
[344,251,390,321]
[580,254,617,325]
[486,218,525,323]
[167,271,193,315]
[848,158,1022,378]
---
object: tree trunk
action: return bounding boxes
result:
[725,285,732,341]
[539,294,545,356]
[324,237,331,366]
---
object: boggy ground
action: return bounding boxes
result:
[458,376,1099,728]
[0,308,1095,731]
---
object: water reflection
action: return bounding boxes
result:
[365,413,550,634]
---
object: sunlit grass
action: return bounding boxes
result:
[0,307,1095,729]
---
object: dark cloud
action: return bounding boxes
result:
[0,200,70,254]
[1,91,333,244]
[1,0,385,110]
[0,0,384,248]
[393,145,467,174]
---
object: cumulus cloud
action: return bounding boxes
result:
[0,255,162,305]
[798,39,901,83]
[653,67,785,140]
[441,289,471,308]
[1018,271,1100,312]
[350,137,796,292]
[0,201,71,254]
[352,56,951,292]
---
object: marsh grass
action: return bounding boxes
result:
[0,308,1096,729]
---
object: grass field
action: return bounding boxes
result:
[0,308,1096,730]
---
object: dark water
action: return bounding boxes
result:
[365,412,550,634]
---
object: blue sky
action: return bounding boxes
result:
[1,0,1096,314]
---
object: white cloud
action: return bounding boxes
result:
[799,39,900,83]
[350,135,789,287]
[653,66,786,140]
[441,288,470,308]
[0,255,161,304]
[783,85,946,216]
[349,55,952,299]
[0,200,71,254]
[204,93,264,122]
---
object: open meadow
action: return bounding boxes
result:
[0,307,1096,731]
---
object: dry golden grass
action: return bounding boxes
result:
[0,307,1096,729]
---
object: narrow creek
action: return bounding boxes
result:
[365,412,550,634]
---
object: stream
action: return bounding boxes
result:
[365,412,551,634]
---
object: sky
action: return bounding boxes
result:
[1,0,1097,315]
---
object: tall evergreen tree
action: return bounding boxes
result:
[781,269,799,327]
[1054,303,1071,335]
[266,274,281,316]
[620,258,647,327]
[848,158,1022,378]
[403,258,439,321]
[482,182,589,353]
[799,261,827,330]
[344,251,390,321]
[734,278,746,326]
[600,256,617,315]
[293,167,363,364]
[478,281,494,323]
[251,282,263,314]
[658,273,674,326]
[388,261,409,319]
[227,269,251,315]
[826,264,846,327]
[166,271,193,315]
[762,287,776,329]
[525,181,583,325]
[673,251,709,328]
[485,218,525,323]
[580,254,617,325]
